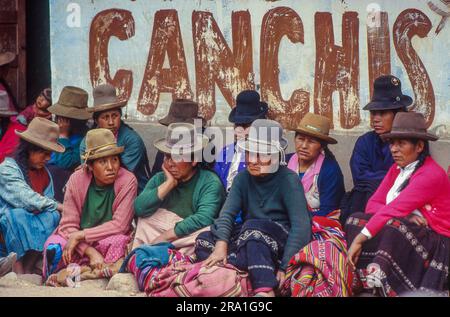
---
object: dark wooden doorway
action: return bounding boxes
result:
[0,0,26,109]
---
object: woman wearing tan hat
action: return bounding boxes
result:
[47,86,91,171]
[287,113,345,220]
[345,112,450,296]
[131,123,224,255]
[43,128,137,282]
[0,117,65,274]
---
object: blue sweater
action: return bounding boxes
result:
[350,131,394,192]
[214,143,247,189]
[286,153,345,217]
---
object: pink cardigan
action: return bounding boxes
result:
[365,157,450,238]
[55,167,138,256]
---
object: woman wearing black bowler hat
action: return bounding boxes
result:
[341,75,413,224]
[214,90,269,194]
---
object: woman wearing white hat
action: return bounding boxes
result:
[195,119,312,297]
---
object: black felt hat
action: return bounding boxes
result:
[363,75,413,111]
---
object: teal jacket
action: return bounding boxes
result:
[134,168,225,237]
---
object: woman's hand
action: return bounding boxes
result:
[85,247,104,270]
[202,241,228,268]
[347,233,368,271]
[407,214,428,227]
[276,270,286,289]
[62,230,85,265]
[56,116,71,139]
[162,164,178,188]
[157,164,179,200]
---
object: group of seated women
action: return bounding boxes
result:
[0,74,448,297]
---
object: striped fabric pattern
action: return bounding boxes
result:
[283,210,353,297]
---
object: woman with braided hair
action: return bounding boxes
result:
[0,118,64,274]
[345,112,450,297]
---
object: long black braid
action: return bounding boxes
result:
[321,143,337,161]
[396,139,430,193]
[12,139,45,186]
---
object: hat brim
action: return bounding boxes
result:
[159,115,206,127]
[291,127,338,144]
[15,130,65,153]
[380,131,438,142]
[83,146,125,161]
[87,101,127,113]
[363,95,413,111]
[153,135,209,155]
[238,138,288,154]
[48,104,92,120]
[228,104,269,124]
[0,52,15,67]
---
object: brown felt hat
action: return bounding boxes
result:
[288,112,337,144]
[0,51,15,67]
[87,84,127,113]
[159,99,206,126]
[380,112,438,142]
[15,117,65,153]
[154,123,208,155]
[82,128,124,161]
[48,86,92,120]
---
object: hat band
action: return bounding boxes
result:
[304,124,323,133]
[83,142,117,161]
[246,137,287,166]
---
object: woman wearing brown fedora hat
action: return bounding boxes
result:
[131,123,225,256]
[345,112,450,296]
[47,86,91,171]
[43,128,137,284]
[0,117,65,274]
[80,84,150,193]
[342,75,412,224]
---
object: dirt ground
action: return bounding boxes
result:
[0,272,146,297]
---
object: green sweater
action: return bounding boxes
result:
[211,166,312,270]
[134,168,225,237]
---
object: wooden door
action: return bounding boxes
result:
[0,0,26,109]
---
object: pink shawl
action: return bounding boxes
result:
[287,152,325,193]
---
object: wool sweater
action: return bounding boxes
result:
[365,157,450,238]
[55,167,137,256]
[350,131,394,192]
[211,166,312,270]
[134,168,225,237]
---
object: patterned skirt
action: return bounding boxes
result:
[195,218,289,292]
[345,212,450,297]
